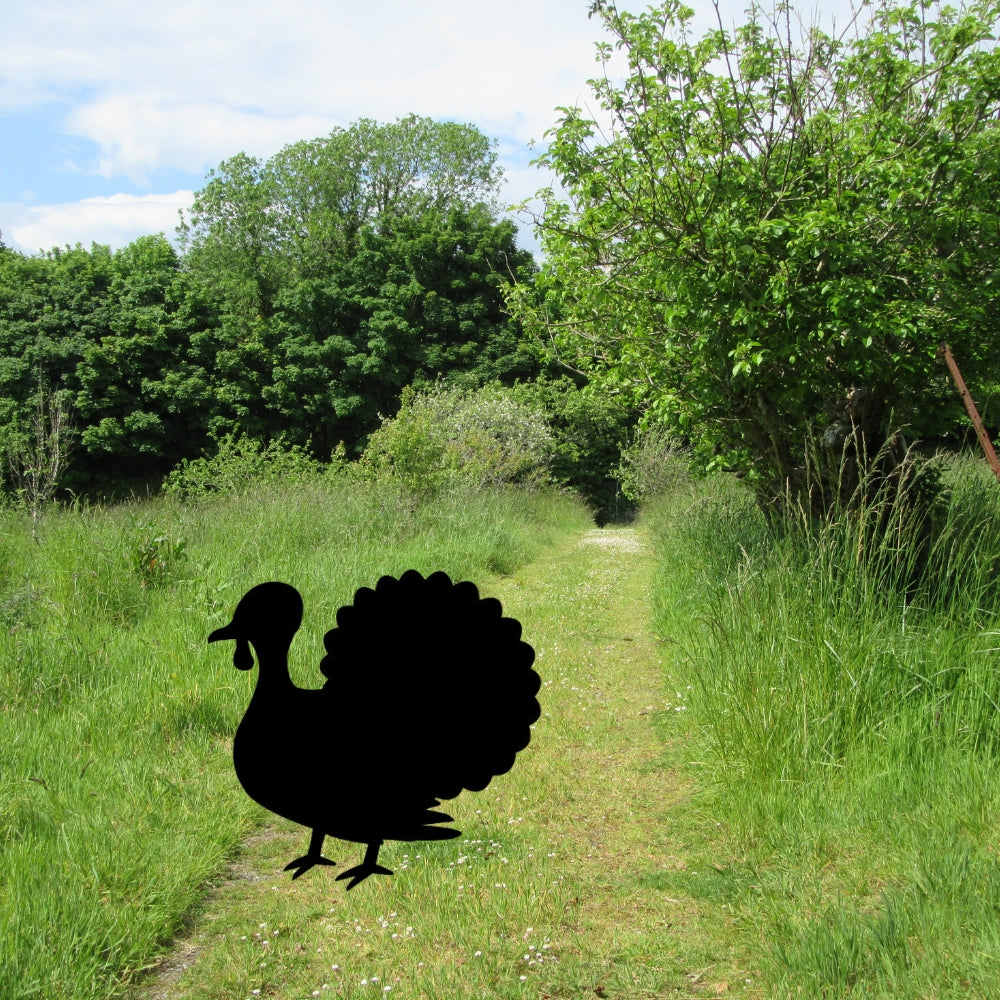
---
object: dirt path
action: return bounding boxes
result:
[129,526,740,999]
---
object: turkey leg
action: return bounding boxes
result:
[336,840,393,890]
[284,827,337,879]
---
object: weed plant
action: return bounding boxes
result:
[646,452,1000,996]
[0,474,590,1000]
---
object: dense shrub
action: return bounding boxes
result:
[508,376,637,518]
[359,383,555,495]
[162,432,324,501]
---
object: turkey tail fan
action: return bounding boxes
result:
[320,569,538,801]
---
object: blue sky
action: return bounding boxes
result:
[2,0,851,256]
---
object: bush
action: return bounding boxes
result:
[359,384,556,494]
[615,423,688,503]
[162,433,323,501]
[508,376,637,518]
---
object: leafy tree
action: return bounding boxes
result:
[75,235,219,482]
[178,152,283,324]
[180,115,504,326]
[509,376,638,516]
[0,244,114,471]
[513,0,1000,513]
[252,206,539,456]
[267,116,503,257]
[0,237,223,494]
[181,120,537,458]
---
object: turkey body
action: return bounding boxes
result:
[209,570,539,889]
[232,683,458,847]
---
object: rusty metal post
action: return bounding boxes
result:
[939,343,1000,480]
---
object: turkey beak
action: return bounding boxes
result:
[208,624,255,670]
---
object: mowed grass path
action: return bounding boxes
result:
[131,526,745,1000]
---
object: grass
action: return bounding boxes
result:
[0,476,592,1000]
[12,446,999,999]
[645,452,1000,998]
[126,522,735,1000]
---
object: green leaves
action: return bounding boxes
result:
[514,0,1000,509]
[183,115,503,317]
[0,116,541,495]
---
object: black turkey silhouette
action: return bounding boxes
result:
[208,570,538,889]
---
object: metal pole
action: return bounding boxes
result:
[939,343,1000,480]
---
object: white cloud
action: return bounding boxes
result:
[65,98,337,182]
[1,0,859,253]
[3,0,607,166]
[4,191,193,254]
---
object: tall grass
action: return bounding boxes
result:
[646,452,1000,997]
[0,477,591,1000]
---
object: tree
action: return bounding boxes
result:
[267,116,504,256]
[509,376,638,517]
[75,235,219,482]
[258,206,540,456]
[178,152,282,323]
[179,117,536,458]
[0,244,113,485]
[513,0,1000,513]
[3,375,75,537]
[180,115,504,325]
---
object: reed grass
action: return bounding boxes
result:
[646,451,1000,996]
[0,477,591,1000]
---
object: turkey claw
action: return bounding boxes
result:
[336,862,394,890]
[284,854,337,880]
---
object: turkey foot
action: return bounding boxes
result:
[284,828,337,880]
[336,840,393,890]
